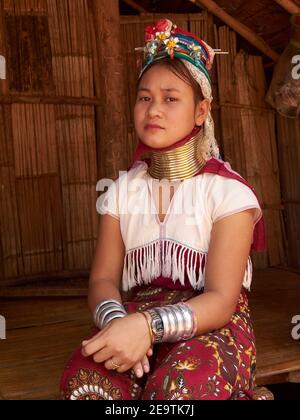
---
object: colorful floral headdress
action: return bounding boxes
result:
[135,19,218,85]
[135,18,226,161]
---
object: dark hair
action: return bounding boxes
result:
[137,57,204,104]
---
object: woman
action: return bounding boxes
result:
[60,18,266,400]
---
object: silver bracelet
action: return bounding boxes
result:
[94,303,123,328]
[95,302,126,318]
[98,304,126,327]
[153,302,197,343]
[95,299,122,310]
[98,308,126,329]
[177,303,193,339]
[102,312,125,326]
[93,299,127,329]
[159,307,171,339]
[96,308,126,330]
[165,306,177,337]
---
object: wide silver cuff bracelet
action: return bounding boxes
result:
[154,302,197,343]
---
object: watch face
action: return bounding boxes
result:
[152,317,163,333]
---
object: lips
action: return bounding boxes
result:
[145,124,164,130]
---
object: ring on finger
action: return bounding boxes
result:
[110,360,121,370]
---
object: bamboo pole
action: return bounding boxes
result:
[88,0,128,179]
[189,0,280,62]
[273,0,300,14]
[123,0,148,13]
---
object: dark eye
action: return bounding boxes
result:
[138,96,150,102]
[166,97,178,102]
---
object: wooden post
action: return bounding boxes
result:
[0,0,8,95]
[189,0,280,62]
[273,0,300,14]
[88,0,128,180]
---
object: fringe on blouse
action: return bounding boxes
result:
[122,239,252,291]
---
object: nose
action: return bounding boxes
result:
[146,100,163,118]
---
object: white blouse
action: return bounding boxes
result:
[97,160,262,291]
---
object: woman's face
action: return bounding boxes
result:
[134,65,209,149]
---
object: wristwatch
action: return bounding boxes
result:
[147,309,164,343]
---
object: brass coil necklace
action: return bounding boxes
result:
[147,131,206,181]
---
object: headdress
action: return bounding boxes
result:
[138,19,215,80]
[134,18,223,164]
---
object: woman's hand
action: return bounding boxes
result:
[81,313,152,374]
[132,348,153,378]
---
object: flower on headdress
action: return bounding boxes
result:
[188,43,202,60]
[155,18,173,33]
[145,19,174,42]
[145,24,157,42]
[156,30,171,42]
[144,39,159,66]
[187,42,210,70]
[145,40,159,56]
[190,44,202,55]
[164,37,179,59]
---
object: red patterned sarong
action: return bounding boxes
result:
[60,283,257,400]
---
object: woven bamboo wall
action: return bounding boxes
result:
[214,26,285,269]
[277,116,300,268]
[0,0,98,284]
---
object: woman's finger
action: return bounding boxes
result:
[141,355,150,373]
[91,347,113,364]
[82,342,105,357]
[81,336,107,357]
[132,361,144,378]
[146,348,153,357]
